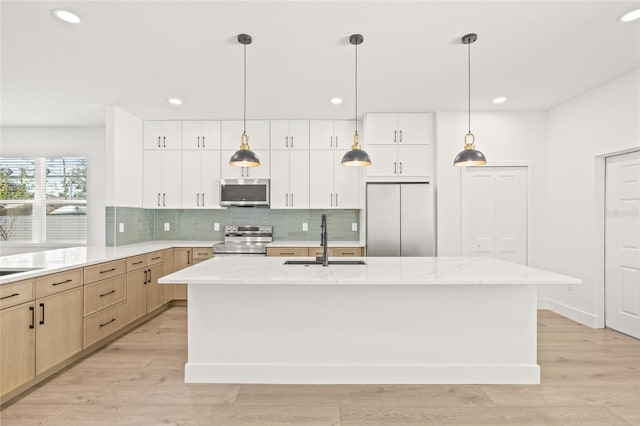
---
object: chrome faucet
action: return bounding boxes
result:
[319,213,329,266]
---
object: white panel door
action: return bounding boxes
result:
[289,120,310,150]
[270,121,291,150]
[201,121,221,150]
[309,150,335,208]
[201,150,221,208]
[397,113,432,145]
[181,150,202,207]
[221,120,270,150]
[333,120,356,151]
[270,150,291,208]
[334,152,360,209]
[365,113,398,145]
[182,121,202,150]
[289,150,310,208]
[160,151,182,208]
[397,145,429,178]
[143,121,164,150]
[309,120,335,149]
[605,150,640,339]
[220,149,269,179]
[462,166,528,265]
[143,151,163,208]
[365,146,398,178]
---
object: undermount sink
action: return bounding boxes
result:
[0,268,42,276]
[284,260,367,266]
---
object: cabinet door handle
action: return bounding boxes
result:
[197,193,200,207]
[335,193,338,206]
[29,306,35,329]
[291,193,294,206]
[157,193,161,206]
[202,136,205,148]
[202,193,205,206]
[394,162,397,174]
[163,136,166,148]
[144,269,148,284]
[163,193,166,206]
[330,136,333,148]
[399,162,403,174]
[52,278,72,286]
[330,193,333,207]
[399,130,403,142]
[285,136,289,148]
[335,136,338,147]
[290,136,294,148]
[157,136,161,148]
[187,250,191,265]
[99,318,116,328]
[394,130,397,143]
[0,292,19,300]
[99,289,116,298]
[285,193,288,207]
[100,267,116,274]
[197,136,200,148]
[148,269,152,283]
[39,303,45,325]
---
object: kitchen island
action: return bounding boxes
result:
[159,256,580,385]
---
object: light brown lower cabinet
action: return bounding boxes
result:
[161,248,175,304]
[172,247,212,300]
[35,286,83,375]
[83,301,127,348]
[267,246,364,257]
[145,263,164,313]
[0,301,35,396]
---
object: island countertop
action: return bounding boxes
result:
[159,255,581,286]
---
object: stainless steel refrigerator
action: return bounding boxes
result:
[366,183,435,256]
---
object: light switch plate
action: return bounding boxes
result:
[302,223,308,231]
[164,222,170,231]
[118,223,124,233]
[352,223,358,232]
[214,223,220,231]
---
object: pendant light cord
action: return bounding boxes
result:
[243,43,247,134]
[355,41,358,133]
[467,41,471,134]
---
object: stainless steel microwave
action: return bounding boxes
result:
[220,179,270,207]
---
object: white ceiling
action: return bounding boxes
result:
[1,0,639,126]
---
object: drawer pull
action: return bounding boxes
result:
[342,252,355,255]
[29,306,35,329]
[99,318,116,328]
[196,253,208,256]
[0,292,19,300]
[99,290,116,297]
[132,260,144,265]
[151,256,161,260]
[99,268,117,274]
[281,252,295,255]
[52,279,73,286]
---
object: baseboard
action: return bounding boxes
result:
[185,362,541,385]
[538,298,600,328]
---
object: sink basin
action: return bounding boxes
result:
[284,260,367,266]
[0,268,41,276]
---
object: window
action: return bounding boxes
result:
[0,157,87,243]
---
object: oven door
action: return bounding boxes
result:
[220,179,270,207]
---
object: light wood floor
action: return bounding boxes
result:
[1,307,638,425]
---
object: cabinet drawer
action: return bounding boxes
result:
[333,247,364,257]
[0,279,34,310]
[266,247,309,257]
[308,247,335,258]
[83,275,126,317]
[146,251,164,265]
[84,259,126,284]
[35,269,82,299]
[192,248,213,260]
[126,255,148,272]
[83,301,127,348]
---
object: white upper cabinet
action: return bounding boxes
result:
[270,150,310,209]
[365,113,433,145]
[181,150,221,208]
[143,121,182,149]
[309,120,358,150]
[182,121,221,150]
[221,120,270,151]
[143,150,182,208]
[271,120,309,150]
[220,149,270,179]
[366,145,430,179]
[309,150,361,209]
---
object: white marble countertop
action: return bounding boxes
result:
[267,241,365,248]
[0,241,220,285]
[159,255,582,286]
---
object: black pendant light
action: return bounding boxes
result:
[453,33,487,167]
[341,34,372,167]
[229,33,260,168]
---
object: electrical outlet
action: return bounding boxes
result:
[302,223,308,231]
[118,223,124,233]
[352,223,358,232]
[164,222,170,231]
[214,223,220,231]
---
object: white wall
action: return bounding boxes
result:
[0,126,105,247]
[435,111,548,267]
[105,106,143,207]
[540,69,640,327]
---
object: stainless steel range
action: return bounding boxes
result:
[213,225,272,255]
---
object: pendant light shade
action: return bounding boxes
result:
[453,33,487,167]
[230,33,260,168]
[341,34,371,167]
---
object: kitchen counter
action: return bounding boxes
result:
[266,241,365,248]
[0,241,220,285]
[159,256,580,385]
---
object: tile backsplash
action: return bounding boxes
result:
[106,207,360,246]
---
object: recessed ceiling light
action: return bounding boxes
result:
[493,96,507,104]
[330,97,343,105]
[618,8,640,23]
[51,9,81,24]
[167,98,182,105]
